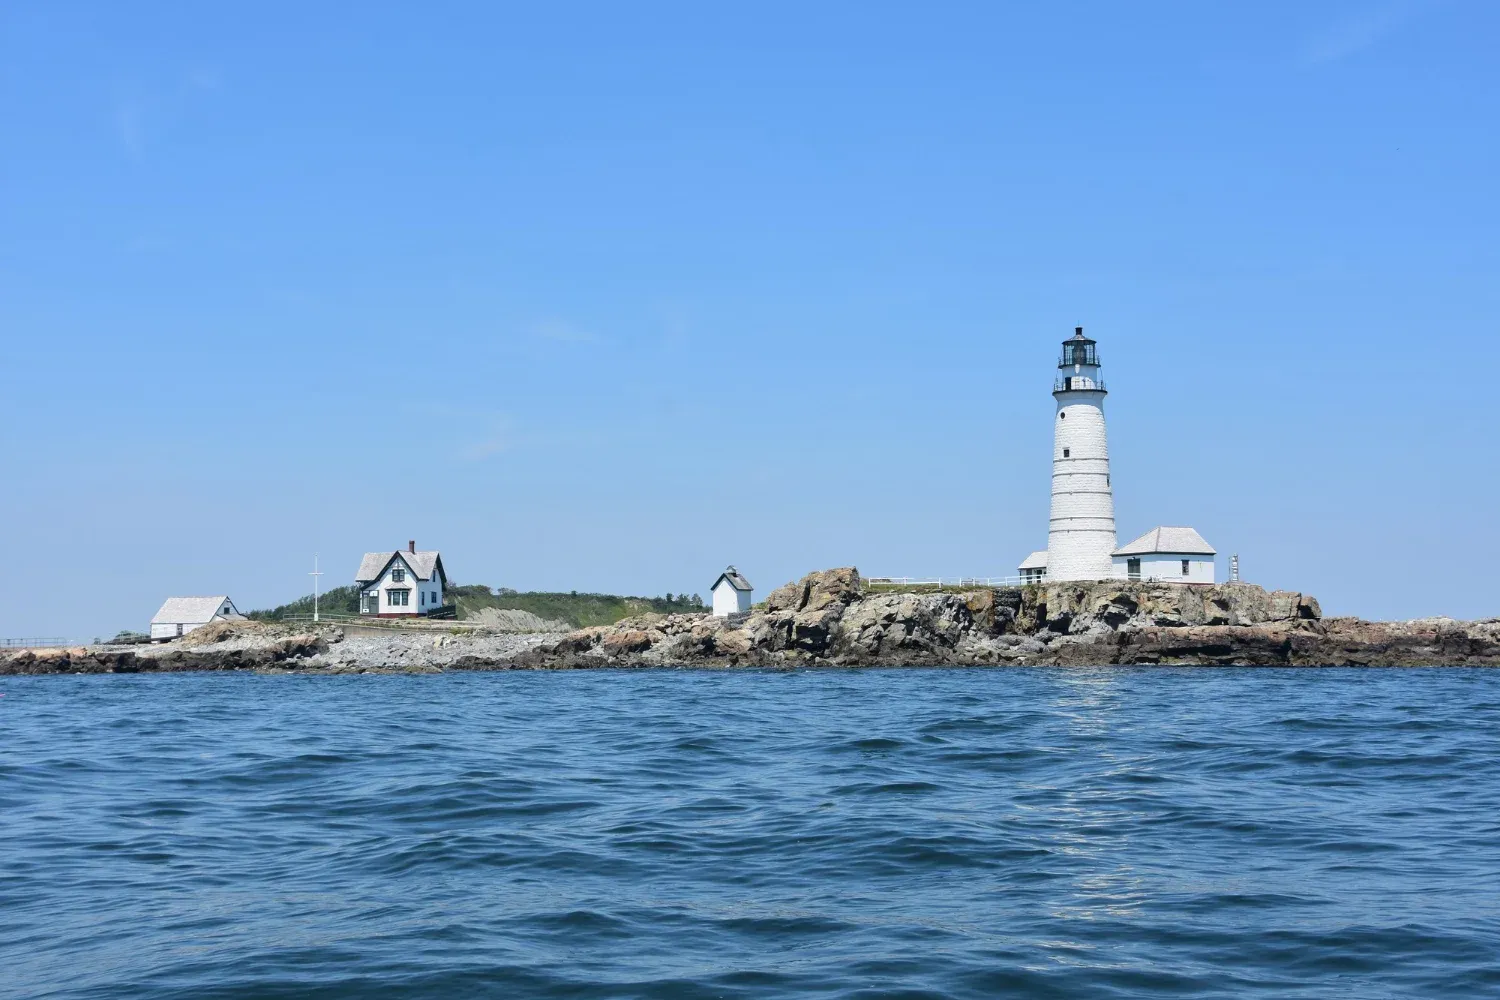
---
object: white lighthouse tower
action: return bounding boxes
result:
[1044,327,1117,581]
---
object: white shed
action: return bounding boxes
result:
[1017,550,1048,584]
[1112,527,1216,584]
[711,566,753,617]
[150,596,244,640]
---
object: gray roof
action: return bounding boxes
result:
[1113,527,1216,557]
[356,550,444,584]
[151,596,240,625]
[712,566,753,592]
[1017,550,1049,570]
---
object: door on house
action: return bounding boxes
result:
[1127,558,1141,581]
[362,590,378,615]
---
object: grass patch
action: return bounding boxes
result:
[247,585,361,621]
[249,584,706,628]
[448,586,704,627]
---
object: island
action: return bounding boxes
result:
[3,568,1498,674]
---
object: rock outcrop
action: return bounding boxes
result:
[506,569,1500,669]
[0,634,329,675]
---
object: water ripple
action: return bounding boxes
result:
[2,668,1500,999]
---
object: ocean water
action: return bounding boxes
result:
[3,669,1499,1000]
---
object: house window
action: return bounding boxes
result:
[1182,560,1190,575]
[387,588,410,607]
[392,568,406,583]
[420,592,425,605]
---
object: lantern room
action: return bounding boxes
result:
[1055,327,1105,394]
[1059,327,1099,368]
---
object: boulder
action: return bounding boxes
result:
[713,629,753,657]
[764,567,861,613]
[601,629,658,654]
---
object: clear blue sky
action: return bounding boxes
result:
[3,1,1497,638]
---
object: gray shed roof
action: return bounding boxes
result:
[1113,527,1216,557]
[712,566,753,592]
[1017,550,1049,570]
[356,550,443,584]
[151,596,241,625]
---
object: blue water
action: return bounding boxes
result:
[3,669,1500,999]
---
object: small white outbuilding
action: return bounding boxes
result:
[1017,550,1048,584]
[1112,527,1216,584]
[711,566,753,617]
[150,596,245,640]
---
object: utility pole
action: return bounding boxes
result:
[310,555,324,622]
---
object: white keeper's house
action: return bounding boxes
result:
[356,541,447,617]
[150,596,244,640]
[711,566,753,617]
[1016,327,1218,585]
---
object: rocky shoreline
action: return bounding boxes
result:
[513,568,1500,669]
[0,624,562,676]
[5,569,1498,675]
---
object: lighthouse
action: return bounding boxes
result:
[1044,327,1117,581]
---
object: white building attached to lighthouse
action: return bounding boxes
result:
[1113,527,1217,584]
[1042,327,1118,581]
[1017,550,1048,584]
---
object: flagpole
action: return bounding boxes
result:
[310,555,324,623]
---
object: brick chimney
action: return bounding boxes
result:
[408,540,416,553]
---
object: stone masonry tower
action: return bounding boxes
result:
[1045,327,1117,580]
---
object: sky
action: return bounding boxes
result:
[2,1,1497,639]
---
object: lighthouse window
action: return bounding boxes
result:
[1059,412,1065,419]
[1063,448,1070,458]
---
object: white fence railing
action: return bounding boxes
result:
[865,575,1215,589]
[864,576,1038,589]
[2,637,72,648]
[278,613,470,632]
